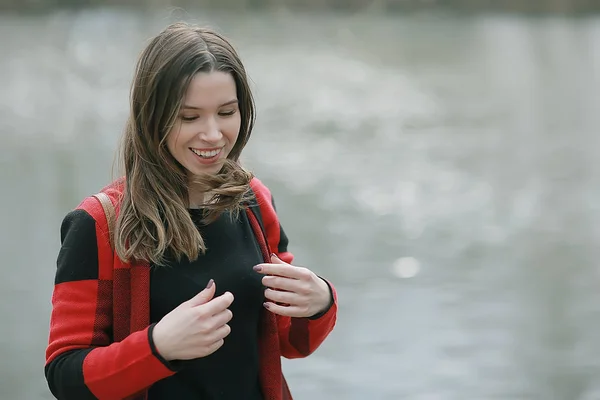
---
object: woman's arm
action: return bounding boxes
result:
[249,178,338,359]
[45,205,176,400]
[272,275,338,359]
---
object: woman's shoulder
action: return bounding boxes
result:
[249,176,282,221]
[67,178,125,225]
[249,176,273,202]
[97,177,126,202]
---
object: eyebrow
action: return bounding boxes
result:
[182,99,238,109]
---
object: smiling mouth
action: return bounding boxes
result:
[190,147,222,159]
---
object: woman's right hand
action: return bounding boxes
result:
[152,279,234,361]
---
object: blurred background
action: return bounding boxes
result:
[1,0,599,399]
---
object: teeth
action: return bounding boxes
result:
[191,148,221,158]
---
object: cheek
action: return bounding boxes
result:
[166,131,177,155]
[223,116,242,142]
[167,123,194,149]
[166,123,186,157]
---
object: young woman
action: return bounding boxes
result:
[44,22,337,400]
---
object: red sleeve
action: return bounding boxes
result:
[249,177,338,359]
[45,200,175,400]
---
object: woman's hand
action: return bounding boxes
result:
[253,254,332,318]
[152,280,234,361]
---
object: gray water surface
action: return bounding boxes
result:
[1,9,599,400]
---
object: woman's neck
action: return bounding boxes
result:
[188,189,213,209]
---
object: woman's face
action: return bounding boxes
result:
[166,71,241,178]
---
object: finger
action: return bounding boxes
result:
[264,288,300,305]
[210,308,233,328]
[253,263,308,280]
[187,279,216,307]
[204,324,231,345]
[263,302,306,318]
[214,324,231,340]
[205,338,225,356]
[262,275,304,292]
[269,253,287,264]
[197,292,234,315]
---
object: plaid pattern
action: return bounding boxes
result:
[45,177,338,400]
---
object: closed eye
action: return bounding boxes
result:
[219,109,237,117]
[180,107,237,122]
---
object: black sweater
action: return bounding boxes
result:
[147,209,265,400]
[46,208,266,400]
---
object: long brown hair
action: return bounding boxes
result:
[115,22,255,266]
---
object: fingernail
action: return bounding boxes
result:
[206,279,214,289]
[271,253,279,259]
[253,265,262,272]
[263,302,270,309]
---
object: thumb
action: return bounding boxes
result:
[187,279,216,307]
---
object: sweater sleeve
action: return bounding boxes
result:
[249,178,338,359]
[45,206,176,400]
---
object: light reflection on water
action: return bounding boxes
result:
[1,9,599,400]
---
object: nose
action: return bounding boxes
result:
[199,116,222,142]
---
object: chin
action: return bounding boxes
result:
[195,164,223,176]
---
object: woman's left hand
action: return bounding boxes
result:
[253,254,332,318]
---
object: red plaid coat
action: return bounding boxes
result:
[45,177,338,400]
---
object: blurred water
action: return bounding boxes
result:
[1,8,599,400]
